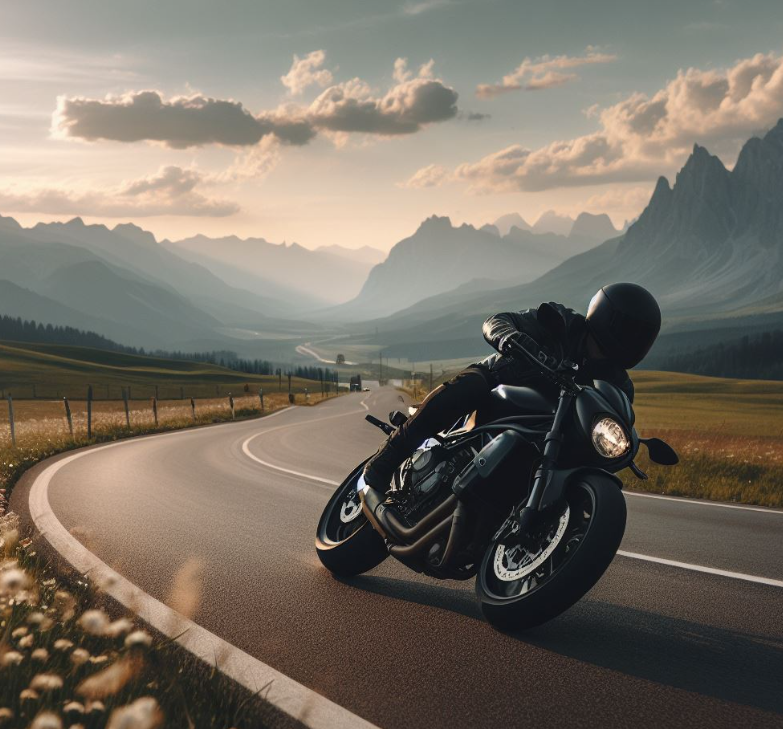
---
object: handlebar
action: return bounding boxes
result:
[504,338,579,391]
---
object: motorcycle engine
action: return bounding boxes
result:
[397,445,473,522]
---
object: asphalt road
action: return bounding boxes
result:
[21,389,783,728]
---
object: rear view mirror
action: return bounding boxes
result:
[641,437,679,465]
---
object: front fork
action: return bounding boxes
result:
[494,389,574,541]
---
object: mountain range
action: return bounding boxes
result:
[332,213,615,320]
[354,118,783,362]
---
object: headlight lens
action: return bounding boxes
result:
[592,417,630,458]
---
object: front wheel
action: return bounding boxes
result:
[476,476,626,630]
[316,463,388,577]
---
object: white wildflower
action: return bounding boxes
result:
[54,591,76,621]
[105,618,133,638]
[19,688,39,701]
[31,648,49,662]
[0,568,29,595]
[71,648,90,666]
[106,697,162,729]
[53,639,73,651]
[1,651,23,667]
[18,634,33,648]
[0,707,13,723]
[124,630,152,648]
[63,701,85,714]
[30,712,63,729]
[30,673,63,691]
[78,609,109,636]
[11,626,28,638]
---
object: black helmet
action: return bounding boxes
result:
[586,283,661,369]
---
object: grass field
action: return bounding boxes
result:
[0,341,330,401]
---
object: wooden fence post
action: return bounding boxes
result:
[155,385,159,401]
[122,388,131,429]
[229,394,235,420]
[7,394,15,447]
[151,397,158,426]
[258,388,264,413]
[63,397,74,439]
[87,385,93,439]
[190,397,196,422]
[305,388,310,402]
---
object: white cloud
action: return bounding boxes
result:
[53,59,459,149]
[476,48,617,99]
[0,166,239,217]
[457,52,783,191]
[400,163,451,188]
[403,0,453,16]
[280,50,334,95]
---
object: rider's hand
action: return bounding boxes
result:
[498,331,525,355]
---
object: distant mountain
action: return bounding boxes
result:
[316,244,386,265]
[569,212,619,241]
[358,119,783,360]
[532,210,574,236]
[493,213,532,236]
[332,215,607,320]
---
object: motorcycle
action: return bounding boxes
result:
[315,308,678,629]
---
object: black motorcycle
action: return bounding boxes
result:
[316,310,678,629]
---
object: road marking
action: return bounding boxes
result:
[241,393,372,487]
[617,551,783,588]
[625,490,783,514]
[27,403,379,729]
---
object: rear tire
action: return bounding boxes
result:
[316,463,388,577]
[477,476,626,630]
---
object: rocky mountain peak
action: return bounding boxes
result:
[570,212,618,241]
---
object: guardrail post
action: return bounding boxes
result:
[122,388,131,429]
[190,397,196,421]
[7,394,16,447]
[63,397,74,439]
[87,385,93,439]
[229,394,235,420]
[258,388,264,413]
[151,396,158,426]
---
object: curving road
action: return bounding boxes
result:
[16,389,783,728]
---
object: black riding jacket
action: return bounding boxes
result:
[476,302,635,403]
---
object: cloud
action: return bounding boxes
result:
[53,58,458,148]
[280,50,333,95]
[457,52,783,191]
[53,91,315,149]
[308,63,458,135]
[400,163,451,188]
[476,48,617,99]
[0,166,239,217]
[403,0,454,16]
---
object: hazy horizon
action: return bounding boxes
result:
[3,0,783,251]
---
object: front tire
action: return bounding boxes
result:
[316,463,388,577]
[477,476,626,630]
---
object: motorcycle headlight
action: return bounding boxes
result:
[592,417,630,458]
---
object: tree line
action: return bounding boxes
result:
[0,315,336,381]
[661,330,783,380]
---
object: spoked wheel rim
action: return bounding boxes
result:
[481,482,597,601]
[318,467,370,546]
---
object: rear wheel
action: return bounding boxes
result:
[476,476,626,630]
[316,463,388,576]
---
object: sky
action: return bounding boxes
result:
[2,0,783,251]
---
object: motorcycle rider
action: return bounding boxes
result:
[362,283,661,496]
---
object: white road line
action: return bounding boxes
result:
[27,406,379,729]
[617,551,783,588]
[244,404,783,589]
[625,490,783,514]
[241,393,372,487]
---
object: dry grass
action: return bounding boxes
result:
[0,391,332,507]
[0,514,275,727]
